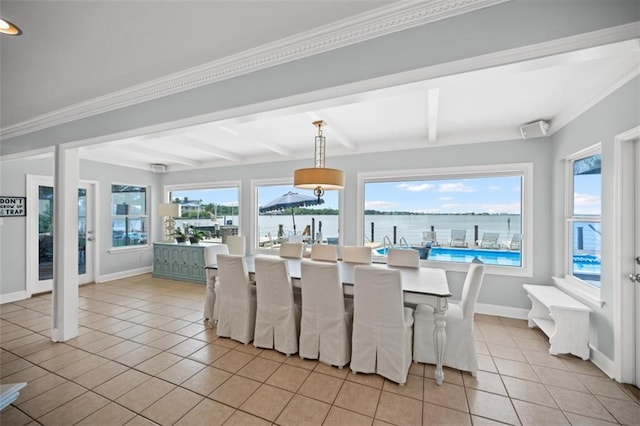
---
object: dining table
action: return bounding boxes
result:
[205,255,452,384]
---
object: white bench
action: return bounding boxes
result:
[523,284,592,360]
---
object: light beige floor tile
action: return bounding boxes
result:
[266,363,311,392]
[563,412,619,425]
[502,375,558,408]
[494,358,540,382]
[237,355,280,382]
[383,373,424,400]
[298,371,345,404]
[533,365,588,392]
[521,349,570,370]
[75,402,137,426]
[409,362,425,377]
[174,398,234,426]
[0,358,33,378]
[93,369,152,400]
[222,410,272,426]
[465,388,519,425]
[595,395,640,425]
[18,381,86,419]
[188,343,230,364]
[512,335,551,353]
[135,351,182,375]
[209,374,261,407]
[0,365,48,386]
[323,405,374,426]
[56,353,108,379]
[0,405,34,426]
[116,377,176,413]
[284,354,318,370]
[561,357,609,377]
[240,383,294,422]
[546,386,616,422]
[156,357,206,385]
[23,343,75,364]
[423,365,465,385]
[476,354,499,374]
[80,335,125,353]
[422,402,472,426]
[424,378,468,412]
[347,371,385,389]
[211,348,254,373]
[334,380,382,417]
[37,391,110,426]
[181,365,232,396]
[141,387,203,425]
[276,394,331,425]
[488,343,528,363]
[314,360,350,379]
[124,414,158,425]
[98,340,143,360]
[146,332,187,350]
[258,348,288,362]
[114,345,162,367]
[73,360,129,389]
[375,390,423,426]
[462,370,507,396]
[512,399,569,426]
[577,373,632,400]
[13,373,68,404]
[167,337,209,357]
[38,348,92,372]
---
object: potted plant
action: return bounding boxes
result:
[171,226,188,243]
[188,225,206,244]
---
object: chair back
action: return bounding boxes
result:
[216,254,252,300]
[387,248,419,268]
[226,235,246,255]
[354,265,404,326]
[254,256,295,307]
[301,260,344,317]
[341,246,372,264]
[480,232,499,249]
[204,244,229,265]
[422,231,437,243]
[460,259,486,319]
[310,244,338,262]
[509,233,522,250]
[279,242,304,259]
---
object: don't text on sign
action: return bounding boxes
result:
[0,197,26,217]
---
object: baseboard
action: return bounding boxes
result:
[96,266,152,283]
[0,290,29,304]
[475,302,529,320]
[589,345,615,379]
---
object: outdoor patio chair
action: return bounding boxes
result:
[479,232,500,249]
[422,231,439,247]
[504,233,522,250]
[450,229,468,248]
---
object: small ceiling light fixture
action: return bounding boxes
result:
[0,18,22,36]
[294,120,344,201]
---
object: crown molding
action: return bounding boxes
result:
[0,0,510,141]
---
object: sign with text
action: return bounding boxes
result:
[0,196,26,217]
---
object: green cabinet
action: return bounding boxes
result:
[152,242,207,284]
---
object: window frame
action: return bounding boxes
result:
[110,183,150,251]
[559,145,602,301]
[357,163,533,277]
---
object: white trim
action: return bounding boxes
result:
[552,276,604,309]
[96,266,153,283]
[475,302,529,320]
[590,344,616,379]
[107,245,151,255]
[0,291,29,304]
[357,162,533,277]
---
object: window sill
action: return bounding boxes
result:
[108,245,150,254]
[552,276,604,309]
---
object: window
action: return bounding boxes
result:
[567,149,601,288]
[168,185,239,242]
[111,185,148,247]
[256,183,340,252]
[360,164,529,271]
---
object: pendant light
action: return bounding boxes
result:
[294,120,344,201]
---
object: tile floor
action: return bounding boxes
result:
[1,274,639,425]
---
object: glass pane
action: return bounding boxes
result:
[78,188,87,274]
[573,153,601,216]
[571,221,601,287]
[257,184,339,252]
[363,176,522,266]
[38,186,54,280]
[111,185,147,247]
[169,187,239,243]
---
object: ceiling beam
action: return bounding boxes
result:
[306,111,356,150]
[427,88,440,144]
[180,136,242,162]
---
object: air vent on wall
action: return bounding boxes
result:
[520,120,550,140]
[151,164,167,173]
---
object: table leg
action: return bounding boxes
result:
[433,297,448,385]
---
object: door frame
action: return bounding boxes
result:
[25,175,98,296]
[613,126,639,384]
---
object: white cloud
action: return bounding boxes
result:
[489,186,500,190]
[220,201,239,207]
[574,193,601,206]
[479,202,521,214]
[396,182,435,192]
[365,201,398,210]
[438,196,453,201]
[438,182,475,193]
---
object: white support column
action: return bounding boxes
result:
[51,145,79,342]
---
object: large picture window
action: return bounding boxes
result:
[361,165,528,270]
[111,185,148,247]
[567,150,601,288]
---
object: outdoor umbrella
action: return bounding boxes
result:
[259,191,324,234]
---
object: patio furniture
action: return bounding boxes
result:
[216,254,257,344]
[479,232,500,249]
[422,231,439,247]
[504,233,522,250]
[450,229,468,248]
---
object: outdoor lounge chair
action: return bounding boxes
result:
[504,233,522,250]
[422,231,438,247]
[479,232,500,249]
[450,229,468,248]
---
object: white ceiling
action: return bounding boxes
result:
[1,1,639,171]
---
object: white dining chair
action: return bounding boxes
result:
[215,254,257,344]
[226,235,246,255]
[351,265,414,385]
[387,248,420,268]
[310,244,338,262]
[413,259,485,376]
[203,244,230,327]
[341,246,372,264]
[253,256,300,355]
[299,260,352,367]
[279,242,304,259]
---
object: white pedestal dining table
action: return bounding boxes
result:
[205,255,451,384]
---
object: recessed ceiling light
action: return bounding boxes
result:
[0,18,22,36]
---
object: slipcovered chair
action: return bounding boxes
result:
[351,265,414,385]
[253,256,300,355]
[203,244,230,327]
[341,246,372,264]
[310,244,338,262]
[387,248,420,268]
[413,259,486,376]
[279,242,304,259]
[215,254,257,344]
[299,260,352,367]
[226,235,246,255]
